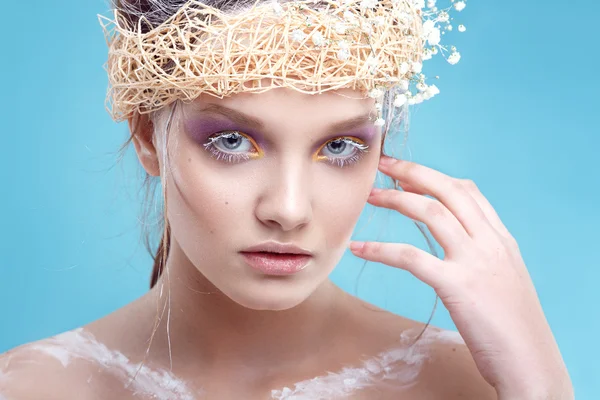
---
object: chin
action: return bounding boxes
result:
[224,279,319,311]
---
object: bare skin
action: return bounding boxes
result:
[0,285,495,399]
[0,87,497,399]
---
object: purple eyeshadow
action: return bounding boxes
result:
[184,116,378,150]
[341,126,377,142]
[320,127,377,147]
[184,117,262,144]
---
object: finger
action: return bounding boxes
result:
[368,189,471,255]
[397,180,419,193]
[459,179,513,239]
[349,241,447,289]
[378,156,492,239]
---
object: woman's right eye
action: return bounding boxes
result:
[202,131,263,164]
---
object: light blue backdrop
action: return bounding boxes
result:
[1,0,597,397]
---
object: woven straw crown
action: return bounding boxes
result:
[99,0,424,122]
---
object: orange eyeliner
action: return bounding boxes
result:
[239,132,265,159]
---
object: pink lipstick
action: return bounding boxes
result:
[240,252,312,275]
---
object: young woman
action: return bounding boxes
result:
[0,0,573,399]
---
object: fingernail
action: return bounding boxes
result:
[379,156,397,166]
[370,188,383,195]
[349,241,365,252]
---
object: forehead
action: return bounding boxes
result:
[184,82,376,119]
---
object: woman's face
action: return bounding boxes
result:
[145,86,383,311]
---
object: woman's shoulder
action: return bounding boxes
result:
[0,326,196,400]
[0,330,114,400]
[347,300,497,399]
[0,336,89,399]
[405,324,498,399]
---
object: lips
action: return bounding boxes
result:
[240,252,312,275]
[241,241,312,256]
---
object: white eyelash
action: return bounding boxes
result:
[326,138,370,168]
[336,137,369,151]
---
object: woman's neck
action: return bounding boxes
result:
[136,244,351,377]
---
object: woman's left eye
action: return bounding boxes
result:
[203,131,370,168]
[316,137,370,167]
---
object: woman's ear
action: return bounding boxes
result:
[130,112,160,176]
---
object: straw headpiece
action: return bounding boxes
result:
[99,0,467,124]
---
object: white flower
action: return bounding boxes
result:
[454,1,466,11]
[271,0,283,16]
[343,10,357,24]
[311,31,325,46]
[458,24,466,32]
[291,29,307,42]
[422,19,441,45]
[427,27,440,46]
[397,11,413,25]
[438,11,449,22]
[393,94,407,107]
[374,118,386,127]
[447,51,461,65]
[426,84,440,97]
[369,87,384,98]
[335,22,347,35]
[411,61,423,73]
[337,49,350,60]
[416,82,427,92]
[427,0,436,8]
[423,19,434,33]
[338,39,350,49]
[399,62,409,74]
[372,16,385,26]
[360,0,377,9]
[422,84,440,100]
[365,55,379,74]
[412,0,425,9]
[422,49,433,60]
[399,80,409,92]
[366,55,378,72]
[374,102,383,110]
[406,91,425,105]
[447,24,453,31]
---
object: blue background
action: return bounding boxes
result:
[1,0,597,397]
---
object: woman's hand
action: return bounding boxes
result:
[349,155,574,400]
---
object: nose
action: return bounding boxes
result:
[255,159,313,232]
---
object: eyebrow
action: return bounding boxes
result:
[194,103,374,135]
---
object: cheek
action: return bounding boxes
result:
[164,142,252,248]
[314,165,378,247]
